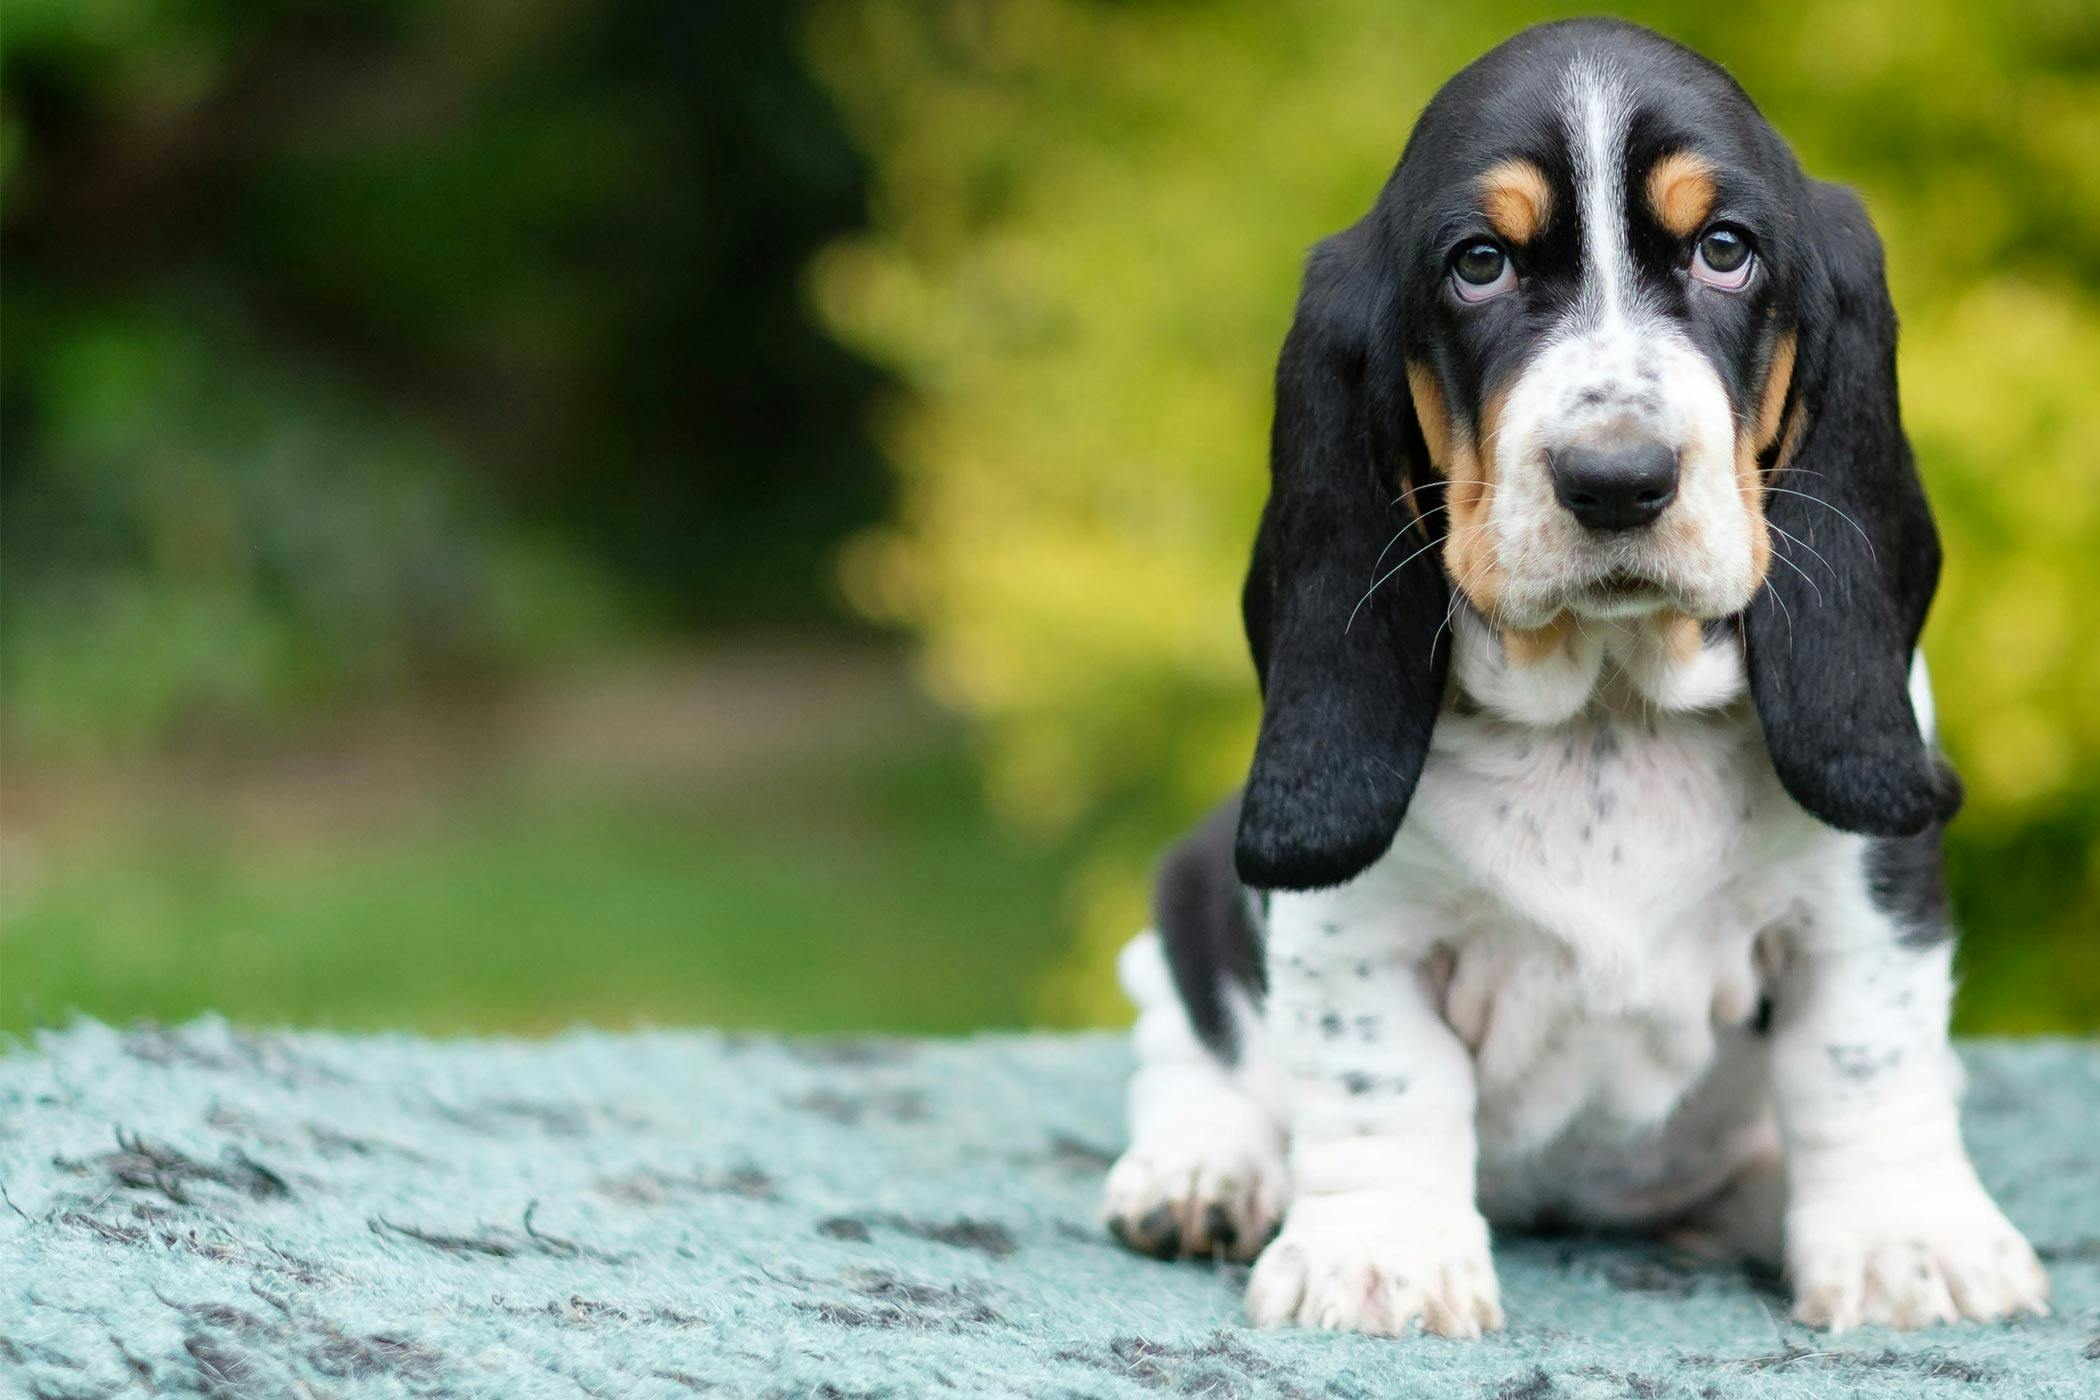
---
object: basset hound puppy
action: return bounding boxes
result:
[1102,18,2047,1339]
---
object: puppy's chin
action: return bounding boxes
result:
[1564,572,1680,623]
[1486,574,1686,631]
[1493,561,1756,630]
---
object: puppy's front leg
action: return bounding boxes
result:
[1245,885,1501,1337]
[1772,865,2048,1332]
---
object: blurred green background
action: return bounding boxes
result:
[3,0,2095,1038]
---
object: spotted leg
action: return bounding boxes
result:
[1243,880,1502,1338]
[1771,837,2048,1331]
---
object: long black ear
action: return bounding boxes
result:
[1743,181,1959,836]
[1234,221,1450,890]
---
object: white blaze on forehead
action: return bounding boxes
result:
[1456,51,1762,630]
[1563,55,1638,333]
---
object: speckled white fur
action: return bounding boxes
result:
[1112,614,2044,1336]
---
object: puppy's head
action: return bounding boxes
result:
[1392,27,1797,628]
[1235,20,1956,892]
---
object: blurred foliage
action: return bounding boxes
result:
[4,724,1078,1036]
[2,0,889,753]
[811,0,2100,1031]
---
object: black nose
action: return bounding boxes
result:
[1549,442,1679,532]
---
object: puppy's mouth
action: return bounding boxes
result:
[1568,569,1675,619]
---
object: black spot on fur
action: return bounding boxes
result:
[1826,1043,1904,1081]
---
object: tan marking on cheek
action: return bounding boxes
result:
[1406,362,1450,473]
[1646,151,1718,240]
[1479,160,1553,246]
[1503,614,1571,667]
[1755,332,1796,451]
[1444,380,1511,615]
[1736,331,1796,590]
[1735,425,1773,589]
[1776,399,1807,471]
[1402,362,1449,547]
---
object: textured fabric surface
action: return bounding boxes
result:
[1,1020,2094,1398]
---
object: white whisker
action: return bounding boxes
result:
[1764,536,1827,606]
[1762,519,1838,583]
[1758,485,1879,565]
[1346,531,1451,635]
[1369,503,1453,578]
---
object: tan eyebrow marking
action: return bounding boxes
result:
[1647,150,1718,238]
[1478,159,1554,245]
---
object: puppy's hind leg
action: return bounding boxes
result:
[1103,930,1288,1261]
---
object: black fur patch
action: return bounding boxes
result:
[1865,823,1954,947]
[1155,798,1266,1061]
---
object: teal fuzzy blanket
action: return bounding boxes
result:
[3,1020,2094,1398]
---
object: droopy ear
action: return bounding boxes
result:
[1234,221,1451,890]
[1743,181,1960,836]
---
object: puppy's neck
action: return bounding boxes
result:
[1449,606,1747,726]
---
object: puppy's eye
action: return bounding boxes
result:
[1451,241,1515,301]
[1691,226,1754,289]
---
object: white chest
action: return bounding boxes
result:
[1367,622,1809,1210]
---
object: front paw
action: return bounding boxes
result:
[1102,1133,1288,1261]
[1788,1172,2050,1331]
[1245,1191,1503,1338]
